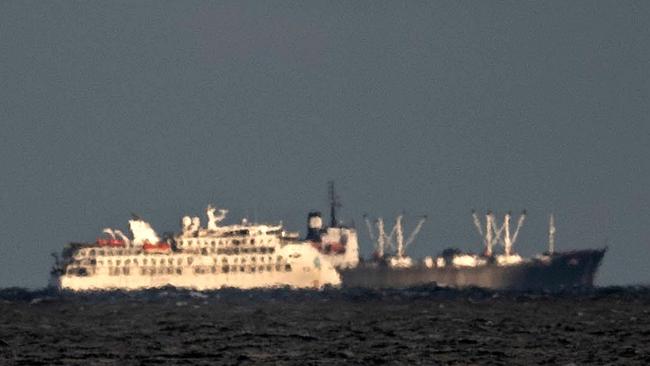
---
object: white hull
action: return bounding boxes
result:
[56,244,341,291]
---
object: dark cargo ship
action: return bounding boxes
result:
[309,183,606,291]
[338,249,606,291]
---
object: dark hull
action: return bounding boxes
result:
[340,249,606,291]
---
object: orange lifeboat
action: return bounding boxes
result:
[96,238,126,247]
[143,242,171,253]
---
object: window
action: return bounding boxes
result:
[177,258,182,265]
[187,257,193,265]
[285,264,292,272]
[176,268,182,275]
[89,250,96,257]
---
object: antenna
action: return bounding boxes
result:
[548,214,556,254]
[328,181,341,227]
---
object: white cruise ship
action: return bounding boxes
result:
[51,205,341,291]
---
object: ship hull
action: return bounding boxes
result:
[340,249,606,291]
[53,269,332,291]
[52,244,341,291]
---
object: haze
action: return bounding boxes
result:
[1,1,648,288]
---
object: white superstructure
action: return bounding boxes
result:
[52,206,341,291]
[303,182,360,269]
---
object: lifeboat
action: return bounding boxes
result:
[143,242,171,253]
[96,238,126,247]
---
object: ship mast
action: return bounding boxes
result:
[404,216,427,250]
[486,211,494,256]
[368,214,425,259]
[473,210,526,256]
[328,181,341,227]
[503,212,512,256]
[377,218,386,258]
[395,215,404,258]
[548,214,556,254]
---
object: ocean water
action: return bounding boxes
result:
[1,286,649,365]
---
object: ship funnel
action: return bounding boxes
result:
[305,211,323,242]
[308,211,323,230]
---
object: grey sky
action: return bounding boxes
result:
[1,1,648,288]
